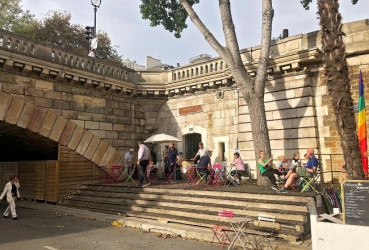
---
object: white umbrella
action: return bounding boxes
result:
[144,133,181,143]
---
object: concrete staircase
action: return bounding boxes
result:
[61,184,315,242]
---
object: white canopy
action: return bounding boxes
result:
[144,133,181,143]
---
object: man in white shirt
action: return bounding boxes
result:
[137,142,151,187]
[192,142,208,164]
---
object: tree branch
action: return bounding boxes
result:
[179,0,230,61]
[218,0,241,60]
[254,0,273,94]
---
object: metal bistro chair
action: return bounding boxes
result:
[125,164,136,183]
[208,163,225,187]
[146,164,158,182]
[196,167,208,185]
[300,165,321,193]
[211,210,233,248]
[225,165,238,186]
[184,164,198,187]
[252,214,276,250]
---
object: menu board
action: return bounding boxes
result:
[342,180,369,226]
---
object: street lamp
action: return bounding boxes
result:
[91,0,102,38]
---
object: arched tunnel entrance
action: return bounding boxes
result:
[0,93,123,203]
[0,121,58,161]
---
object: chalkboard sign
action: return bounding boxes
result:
[342,180,369,226]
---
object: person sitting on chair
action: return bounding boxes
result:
[197,149,213,183]
[278,152,301,193]
[123,148,135,179]
[277,155,289,175]
[230,152,245,184]
[298,148,318,177]
[258,151,283,191]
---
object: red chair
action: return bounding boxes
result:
[146,164,158,182]
[207,163,224,187]
[211,210,234,248]
[184,165,198,187]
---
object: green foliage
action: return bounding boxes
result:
[300,0,313,10]
[0,2,120,60]
[140,0,199,38]
[300,0,358,10]
[0,0,35,30]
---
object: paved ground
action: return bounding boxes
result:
[0,201,214,250]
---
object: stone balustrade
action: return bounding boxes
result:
[0,29,139,95]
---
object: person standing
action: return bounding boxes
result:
[167,143,179,183]
[0,175,20,220]
[192,142,207,164]
[137,142,151,187]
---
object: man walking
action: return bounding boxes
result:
[137,142,151,187]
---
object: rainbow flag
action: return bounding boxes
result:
[358,70,368,178]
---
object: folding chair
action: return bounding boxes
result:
[165,163,175,184]
[208,163,225,187]
[211,210,233,248]
[97,166,109,183]
[300,166,321,193]
[146,164,158,182]
[184,164,198,187]
[225,165,238,186]
[251,214,276,250]
[196,168,208,185]
[125,164,136,183]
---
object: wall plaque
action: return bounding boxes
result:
[179,105,202,115]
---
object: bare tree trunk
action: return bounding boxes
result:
[318,0,364,179]
[180,0,273,184]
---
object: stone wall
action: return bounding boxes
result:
[156,88,239,165]
[0,70,151,153]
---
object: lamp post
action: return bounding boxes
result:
[91,0,102,38]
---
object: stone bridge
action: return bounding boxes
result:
[0,19,369,186]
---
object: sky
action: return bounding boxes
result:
[21,0,369,66]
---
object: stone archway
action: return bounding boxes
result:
[0,92,122,167]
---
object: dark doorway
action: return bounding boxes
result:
[184,133,201,160]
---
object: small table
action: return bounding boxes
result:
[106,165,124,183]
[227,216,253,249]
[225,165,237,186]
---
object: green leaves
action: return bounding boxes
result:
[300,0,359,10]
[140,0,199,38]
[300,0,313,10]
[0,0,34,30]
[1,3,120,60]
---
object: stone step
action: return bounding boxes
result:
[68,193,308,223]
[61,201,303,242]
[63,198,306,233]
[74,189,308,212]
[80,184,313,204]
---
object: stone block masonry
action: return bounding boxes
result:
[0,70,154,154]
[0,92,123,167]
